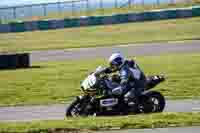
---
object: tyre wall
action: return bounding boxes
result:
[0,6,199,33]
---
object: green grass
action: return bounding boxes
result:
[6,0,200,23]
[1,17,200,53]
[0,112,200,133]
[0,53,200,106]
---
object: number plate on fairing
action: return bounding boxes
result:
[100,98,118,107]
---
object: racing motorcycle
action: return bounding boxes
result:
[66,66,166,117]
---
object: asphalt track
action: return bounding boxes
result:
[1,41,200,132]
[30,40,200,62]
[0,100,200,122]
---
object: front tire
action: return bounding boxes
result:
[66,96,95,117]
[66,98,81,117]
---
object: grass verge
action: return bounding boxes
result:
[0,17,200,53]
[0,112,199,133]
[0,53,199,106]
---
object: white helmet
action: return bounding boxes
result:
[108,53,125,69]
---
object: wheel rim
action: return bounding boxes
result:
[150,97,161,112]
[70,104,81,117]
[138,99,153,113]
[138,104,145,113]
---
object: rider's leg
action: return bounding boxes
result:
[124,80,146,109]
[111,86,123,96]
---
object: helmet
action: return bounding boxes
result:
[108,53,125,70]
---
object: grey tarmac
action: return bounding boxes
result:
[30,40,200,62]
[0,100,200,122]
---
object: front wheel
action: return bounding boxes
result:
[66,98,82,117]
[66,96,95,117]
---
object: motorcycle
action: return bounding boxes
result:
[66,66,166,117]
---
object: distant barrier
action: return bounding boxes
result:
[0,0,187,22]
[0,6,200,33]
[0,53,30,69]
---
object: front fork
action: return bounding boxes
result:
[77,95,97,116]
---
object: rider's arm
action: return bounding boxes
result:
[103,67,113,74]
[111,68,129,96]
[119,68,130,91]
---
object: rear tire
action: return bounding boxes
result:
[144,91,166,112]
[137,95,154,113]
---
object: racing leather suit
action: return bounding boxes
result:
[104,59,146,101]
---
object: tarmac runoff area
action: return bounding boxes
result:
[30,40,200,62]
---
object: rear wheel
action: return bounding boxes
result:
[145,91,166,112]
[137,91,165,113]
[137,95,154,113]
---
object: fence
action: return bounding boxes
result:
[0,5,200,33]
[0,0,192,23]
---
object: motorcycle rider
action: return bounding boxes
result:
[103,53,147,110]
